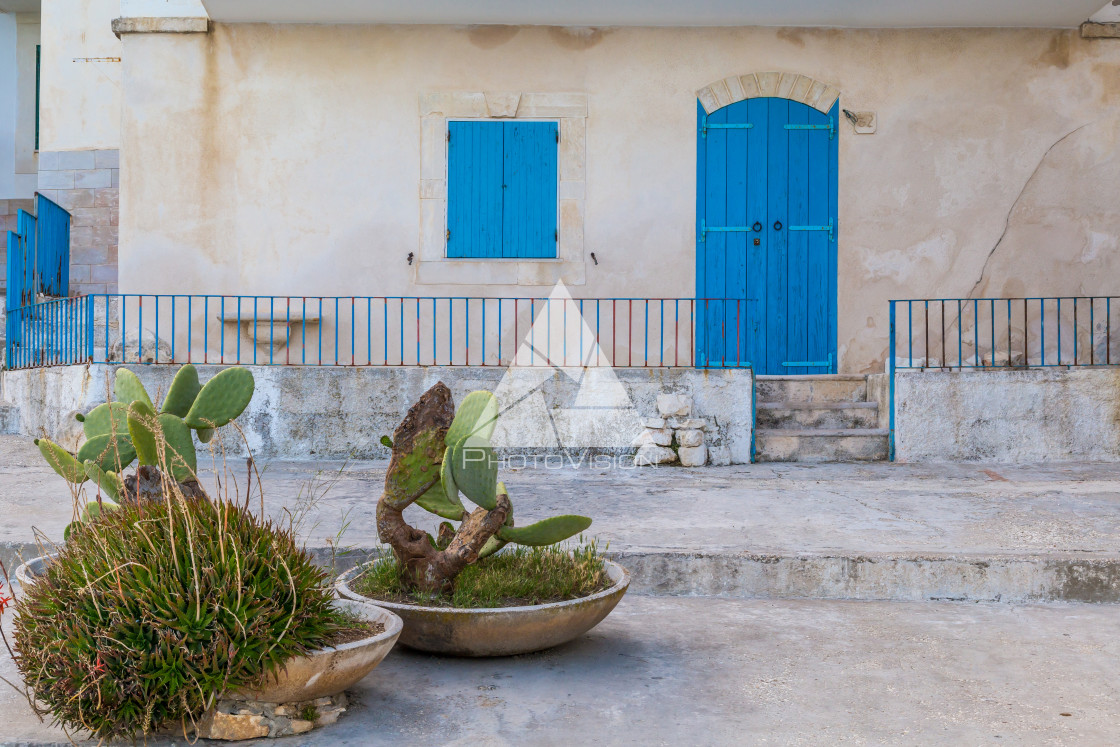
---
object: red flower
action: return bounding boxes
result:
[0,581,12,615]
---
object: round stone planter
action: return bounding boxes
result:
[15,555,402,702]
[13,553,53,588]
[232,599,402,703]
[336,559,629,657]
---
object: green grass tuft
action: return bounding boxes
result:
[355,541,610,608]
[13,496,345,740]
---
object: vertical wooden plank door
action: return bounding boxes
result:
[696,97,838,373]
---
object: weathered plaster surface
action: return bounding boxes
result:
[117,26,1120,372]
[1,364,753,462]
[894,368,1120,462]
[39,0,121,151]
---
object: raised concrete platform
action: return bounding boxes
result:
[3,597,1120,745]
[2,436,1118,603]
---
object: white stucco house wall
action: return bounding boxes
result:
[3,0,1120,464]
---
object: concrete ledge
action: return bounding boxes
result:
[1,364,753,463]
[615,550,1120,604]
[1081,22,1120,38]
[894,368,1120,462]
[11,542,1112,605]
[111,16,210,37]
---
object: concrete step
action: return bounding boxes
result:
[756,400,879,430]
[755,374,868,403]
[754,428,890,462]
[6,540,1118,605]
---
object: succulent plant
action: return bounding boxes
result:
[377,383,592,593]
[35,365,255,532]
[14,496,343,740]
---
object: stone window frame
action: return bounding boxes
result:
[416,92,587,286]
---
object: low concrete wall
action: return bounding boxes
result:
[894,368,1120,462]
[1,364,753,462]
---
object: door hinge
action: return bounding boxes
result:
[554,230,558,241]
[783,117,836,140]
[700,122,754,138]
[446,229,451,241]
[556,130,560,143]
[446,130,450,142]
[788,217,836,242]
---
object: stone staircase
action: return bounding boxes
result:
[754,374,888,462]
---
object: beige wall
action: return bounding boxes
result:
[40,0,121,151]
[119,25,1120,372]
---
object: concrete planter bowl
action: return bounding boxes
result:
[336,558,629,657]
[232,599,402,703]
[14,555,402,702]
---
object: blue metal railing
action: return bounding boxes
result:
[4,295,93,369]
[5,294,762,370]
[887,296,1120,458]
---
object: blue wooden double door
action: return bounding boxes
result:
[696,97,838,374]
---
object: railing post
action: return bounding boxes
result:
[889,300,897,461]
[86,294,96,362]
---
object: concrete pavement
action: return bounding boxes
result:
[3,436,1119,602]
[3,597,1119,745]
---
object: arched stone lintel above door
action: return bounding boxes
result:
[697,72,841,116]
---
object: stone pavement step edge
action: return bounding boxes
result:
[4,542,1118,604]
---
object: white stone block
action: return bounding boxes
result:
[676,429,704,448]
[678,444,708,467]
[709,445,732,466]
[640,417,665,429]
[485,92,521,118]
[634,444,676,466]
[657,394,691,417]
[667,417,705,429]
[634,427,672,447]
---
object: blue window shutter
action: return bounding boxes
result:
[447,121,503,258]
[502,121,558,258]
[446,120,557,259]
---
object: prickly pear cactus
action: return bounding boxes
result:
[376,383,592,593]
[35,365,255,529]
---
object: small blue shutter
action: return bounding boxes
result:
[446,120,557,259]
[447,121,503,258]
[502,121,557,258]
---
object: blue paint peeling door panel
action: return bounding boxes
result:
[696,97,837,373]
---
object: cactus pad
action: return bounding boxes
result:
[77,433,137,475]
[196,427,215,443]
[114,369,153,410]
[498,515,592,546]
[416,481,468,521]
[161,364,201,417]
[184,367,254,429]
[157,414,198,482]
[82,497,120,521]
[78,402,129,440]
[127,400,160,467]
[383,428,446,510]
[445,391,499,446]
[448,434,498,510]
[82,462,123,501]
[37,438,86,484]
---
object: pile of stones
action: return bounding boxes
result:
[634,393,723,467]
[194,693,348,741]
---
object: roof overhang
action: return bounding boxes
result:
[199,0,1111,29]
